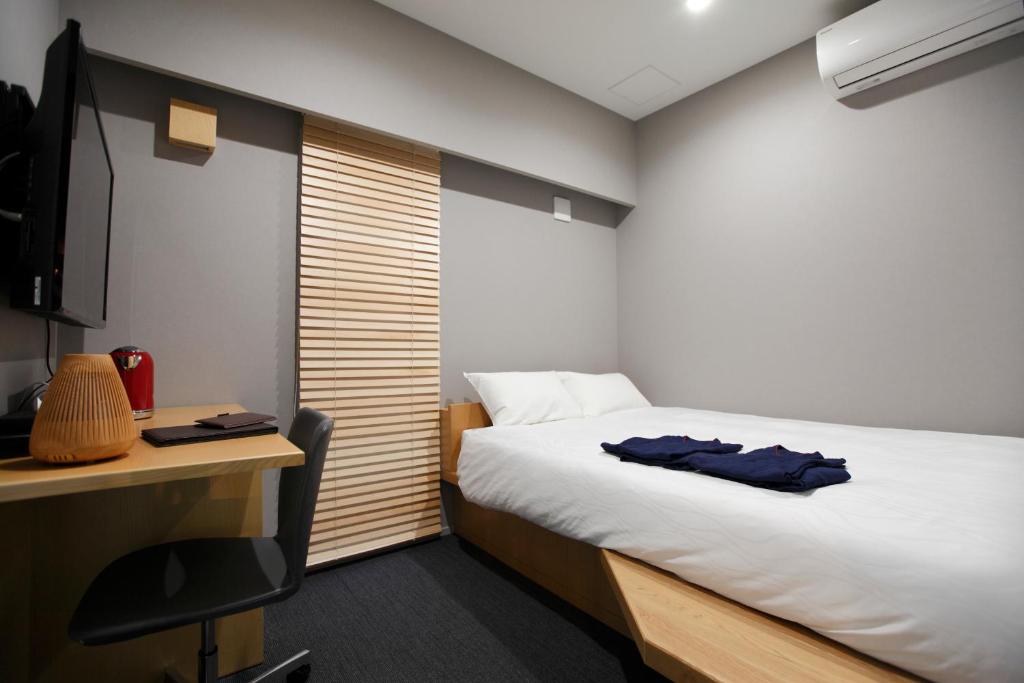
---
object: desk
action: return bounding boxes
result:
[0,404,304,683]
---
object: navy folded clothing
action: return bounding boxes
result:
[601,435,743,470]
[686,445,850,492]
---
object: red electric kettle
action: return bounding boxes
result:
[110,346,154,419]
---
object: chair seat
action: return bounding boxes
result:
[70,537,295,646]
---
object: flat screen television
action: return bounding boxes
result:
[10,19,113,329]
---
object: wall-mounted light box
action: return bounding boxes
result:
[168,98,217,152]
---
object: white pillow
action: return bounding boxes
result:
[464,371,583,426]
[557,372,651,417]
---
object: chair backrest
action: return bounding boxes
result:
[277,407,333,582]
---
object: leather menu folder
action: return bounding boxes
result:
[141,422,278,447]
[195,412,276,429]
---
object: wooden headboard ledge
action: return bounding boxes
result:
[439,402,491,486]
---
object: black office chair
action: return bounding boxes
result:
[69,408,333,683]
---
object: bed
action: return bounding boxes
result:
[440,402,1024,683]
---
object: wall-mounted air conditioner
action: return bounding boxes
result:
[817,0,1024,99]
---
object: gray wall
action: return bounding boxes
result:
[59,0,637,206]
[58,57,299,529]
[441,155,620,404]
[0,0,59,410]
[0,0,58,102]
[619,36,1024,437]
[62,56,298,426]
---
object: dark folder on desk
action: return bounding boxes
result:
[141,422,278,447]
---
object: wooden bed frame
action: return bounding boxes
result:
[439,403,920,683]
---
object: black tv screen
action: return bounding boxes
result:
[12,20,113,329]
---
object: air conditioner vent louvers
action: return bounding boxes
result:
[817,0,1024,100]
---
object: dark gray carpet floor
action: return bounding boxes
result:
[226,535,666,682]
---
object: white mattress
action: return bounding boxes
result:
[458,406,1024,683]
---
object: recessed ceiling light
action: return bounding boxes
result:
[686,0,714,13]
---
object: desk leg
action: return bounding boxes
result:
[0,471,264,683]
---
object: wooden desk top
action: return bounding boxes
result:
[0,404,304,503]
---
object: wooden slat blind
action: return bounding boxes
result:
[299,116,442,567]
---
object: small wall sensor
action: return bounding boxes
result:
[553,196,571,222]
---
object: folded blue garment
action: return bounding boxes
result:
[686,445,850,492]
[600,435,743,470]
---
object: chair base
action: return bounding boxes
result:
[164,651,310,683]
[249,650,310,683]
[165,619,310,683]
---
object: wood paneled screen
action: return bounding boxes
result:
[299,116,442,567]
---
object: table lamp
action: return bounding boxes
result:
[30,354,138,464]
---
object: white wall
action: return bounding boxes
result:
[58,0,637,206]
[618,36,1024,437]
[440,155,620,403]
[0,0,59,409]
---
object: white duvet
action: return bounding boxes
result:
[458,407,1024,683]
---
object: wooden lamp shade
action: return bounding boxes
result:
[30,354,138,464]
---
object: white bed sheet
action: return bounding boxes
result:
[458,406,1024,683]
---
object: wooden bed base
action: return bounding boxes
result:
[444,485,630,636]
[439,403,920,683]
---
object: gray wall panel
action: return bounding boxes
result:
[440,155,620,404]
[59,0,636,205]
[618,37,1024,437]
[58,58,299,530]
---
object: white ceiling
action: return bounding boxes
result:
[375,0,868,120]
